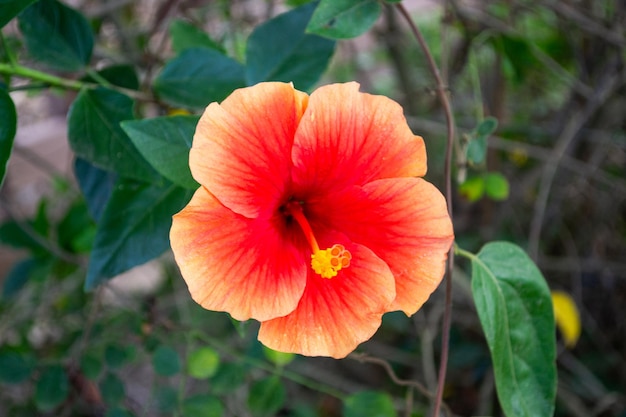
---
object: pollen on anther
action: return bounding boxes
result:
[311,244,352,279]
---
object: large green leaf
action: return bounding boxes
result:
[154,47,245,109]
[74,158,117,222]
[18,0,93,72]
[470,242,556,417]
[169,19,224,54]
[0,88,16,188]
[307,0,381,39]
[121,116,199,190]
[245,2,335,90]
[0,0,37,28]
[85,178,193,290]
[68,88,160,183]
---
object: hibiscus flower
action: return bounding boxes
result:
[170,82,453,358]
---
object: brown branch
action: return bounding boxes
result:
[395,4,456,417]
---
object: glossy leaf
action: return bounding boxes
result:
[246,2,335,90]
[307,0,381,39]
[85,179,193,290]
[187,347,220,379]
[169,19,224,53]
[82,64,140,90]
[35,365,69,412]
[551,290,581,348]
[68,88,160,183]
[74,158,117,222]
[18,0,93,72]
[344,391,397,417]
[0,88,16,188]
[0,0,36,28]
[152,346,181,376]
[154,47,245,110]
[182,395,224,417]
[247,376,286,417]
[121,116,199,190]
[470,241,556,417]
[484,172,510,201]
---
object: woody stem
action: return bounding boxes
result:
[396,4,456,417]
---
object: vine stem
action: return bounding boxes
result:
[0,62,153,101]
[396,4,456,417]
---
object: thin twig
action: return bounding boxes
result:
[528,67,624,260]
[396,4,456,417]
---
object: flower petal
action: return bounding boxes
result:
[190,82,308,218]
[324,177,453,315]
[170,187,308,321]
[291,82,426,193]
[258,240,395,359]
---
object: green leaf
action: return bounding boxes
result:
[247,376,286,417]
[476,116,498,137]
[121,116,199,190]
[182,395,224,417]
[211,362,246,394]
[466,135,487,166]
[0,350,33,384]
[68,88,160,183]
[343,391,397,417]
[307,0,381,39]
[80,351,103,380]
[187,347,220,379]
[0,88,16,188]
[470,242,556,417]
[82,64,140,90]
[246,2,335,90]
[169,19,224,54]
[99,373,126,405]
[262,346,295,367]
[104,344,131,369]
[18,0,93,72]
[154,48,245,110]
[152,346,181,376]
[74,157,117,222]
[3,257,37,297]
[85,179,193,289]
[458,176,485,202]
[154,386,178,413]
[0,0,37,28]
[484,172,510,201]
[105,407,135,417]
[35,365,69,412]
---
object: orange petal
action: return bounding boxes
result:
[323,177,453,315]
[170,187,308,321]
[190,82,308,218]
[258,240,395,358]
[291,82,426,193]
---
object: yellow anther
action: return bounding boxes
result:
[311,244,352,279]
